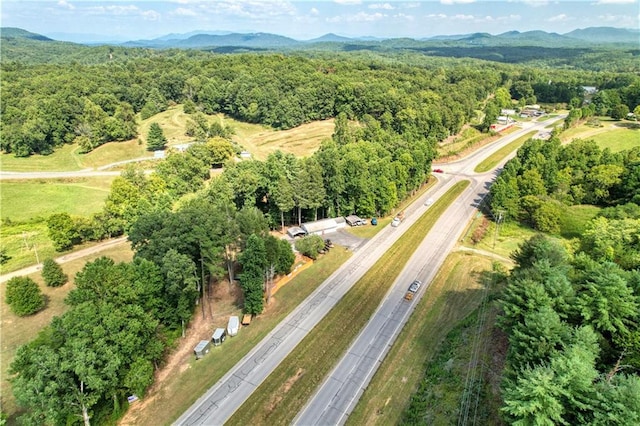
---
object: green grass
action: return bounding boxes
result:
[0,177,114,222]
[227,181,470,426]
[0,221,59,274]
[560,118,639,153]
[348,252,503,425]
[463,219,539,261]
[0,241,134,420]
[474,131,537,173]
[0,144,84,172]
[558,204,601,239]
[588,127,640,152]
[120,248,351,426]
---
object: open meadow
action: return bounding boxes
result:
[561,118,639,152]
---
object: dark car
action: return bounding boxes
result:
[433,168,444,173]
[371,217,378,226]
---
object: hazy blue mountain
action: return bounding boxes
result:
[306,33,354,43]
[564,27,640,44]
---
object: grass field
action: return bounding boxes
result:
[1,222,60,274]
[0,241,134,419]
[0,144,84,172]
[233,119,334,160]
[561,118,639,152]
[227,181,470,426]
[474,131,538,173]
[0,177,114,222]
[347,251,500,425]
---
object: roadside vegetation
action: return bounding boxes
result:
[347,251,502,425]
[227,181,470,426]
[474,131,537,173]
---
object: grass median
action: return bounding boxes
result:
[227,180,470,426]
[474,131,537,173]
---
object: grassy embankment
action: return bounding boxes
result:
[0,241,134,419]
[348,251,501,425]
[227,181,470,426]
[474,131,538,173]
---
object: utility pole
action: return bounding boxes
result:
[493,210,504,251]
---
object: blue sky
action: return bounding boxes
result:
[2,0,638,42]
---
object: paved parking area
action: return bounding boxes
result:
[325,228,369,252]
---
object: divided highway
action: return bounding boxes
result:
[176,117,566,425]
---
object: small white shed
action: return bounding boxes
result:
[212,328,227,346]
[227,316,240,337]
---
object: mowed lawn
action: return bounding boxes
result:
[561,119,639,152]
[0,177,114,222]
[0,241,134,419]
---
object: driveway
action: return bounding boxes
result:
[326,229,368,252]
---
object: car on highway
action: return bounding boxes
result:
[425,197,434,206]
[433,168,444,173]
[391,217,401,227]
[405,279,422,300]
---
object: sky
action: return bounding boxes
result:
[1,0,638,42]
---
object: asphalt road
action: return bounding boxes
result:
[175,117,566,426]
[294,117,566,425]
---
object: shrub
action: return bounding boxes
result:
[41,258,68,287]
[5,276,45,316]
[295,235,325,260]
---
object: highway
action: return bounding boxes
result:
[175,116,565,425]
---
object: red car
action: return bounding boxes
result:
[433,168,444,173]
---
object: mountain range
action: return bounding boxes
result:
[2,26,637,50]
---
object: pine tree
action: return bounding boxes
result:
[41,258,68,287]
[146,123,167,151]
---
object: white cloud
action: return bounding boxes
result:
[57,0,75,10]
[173,7,197,17]
[195,1,297,19]
[327,11,385,23]
[370,3,395,10]
[520,0,549,7]
[310,7,319,16]
[594,0,636,4]
[441,0,476,4]
[451,14,475,20]
[426,13,448,19]
[141,10,161,21]
[334,0,362,5]
[548,13,571,22]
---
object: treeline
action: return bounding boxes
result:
[47,109,436,254]
[1,52,500,156]
[489,137,640,234]
[4,48,639,157]
[499,233,640,424]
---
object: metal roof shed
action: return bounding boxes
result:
[301,217,346,236]
[212,328,226,346]
[194,340,211,359]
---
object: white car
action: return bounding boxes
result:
[391,217,401,227]
[425,198,434,206]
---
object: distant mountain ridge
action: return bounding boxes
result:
[1,26,638,54]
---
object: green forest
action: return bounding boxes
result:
[2,29,640,425]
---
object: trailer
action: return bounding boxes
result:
[227,316,240,337]
[212,328,227,346]
[194,340,211,359]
